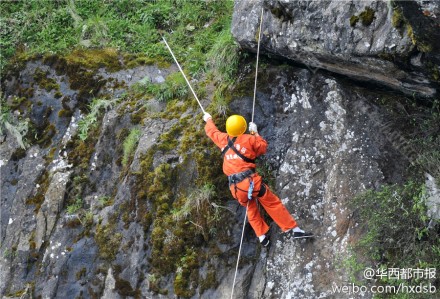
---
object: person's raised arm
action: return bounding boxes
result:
[249,122,267,156]
[203,113,228,149]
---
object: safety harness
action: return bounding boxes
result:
[221,136,255,163]
[222,137,266,199]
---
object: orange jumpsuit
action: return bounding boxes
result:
[205,119,297,237]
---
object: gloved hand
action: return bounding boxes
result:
[203,112,212,122]
[249,122,258,134]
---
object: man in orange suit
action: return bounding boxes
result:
[203,113,312,247]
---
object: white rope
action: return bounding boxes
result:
[251,7,264,123]
[230,201,249,299]
[162,36,206,114]
[230,9,265,298]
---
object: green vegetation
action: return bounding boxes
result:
[3,247,18,260]
[1,0,234,74]
[122,127,141,167]
[348,182,439,298]
[406,24,433,53]
[412,100,440,182]
[130,97,235,295]
[0,97,29,149]
[134,72,189,103]
[206,28,240,83]
[1,1,248,297]
[172,183,216,223]
[342,95,440,296]
[98,196,114,208]
[78,97,119,141]
[95,218,122,261]
[391,5,404,29]
[76,268,87,280]
[67,197,83,215]
[350,15,359,27]
[390,2,433,53]
[26,170,51,212]
[359,7,375,26]
[174,249,199,297]
[349,7,374,27]
[33,68,60,93]
[210,84,230,117]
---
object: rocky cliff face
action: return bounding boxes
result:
[1,1,438,299]
[232,0,440,98]
[227,63,425,298]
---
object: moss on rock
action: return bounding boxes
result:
[350,15,359,27]
[94,220,122,261]
[359,7,375,26]
[33,68,60,93]
[392,6,405,29]
[391,3,433,53]
[26,170,51,213]
[42,50,121,112]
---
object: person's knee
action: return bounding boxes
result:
[233,193,248,206]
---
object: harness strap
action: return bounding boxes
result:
[221,136,235,156]
[221,137,255,164]
[228,169,255,185]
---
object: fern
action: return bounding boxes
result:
[0,104,29,149]
[77,97,119,141]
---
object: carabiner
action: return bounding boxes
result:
[247,180,254,200]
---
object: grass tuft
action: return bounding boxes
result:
[122,128,141,167]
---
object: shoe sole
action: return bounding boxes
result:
[291,233,314,239]
[292,235,314,239]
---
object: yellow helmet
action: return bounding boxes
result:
[226,115,247,137]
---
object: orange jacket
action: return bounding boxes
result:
[204,119,267,176]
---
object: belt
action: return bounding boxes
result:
[228,169,255,186]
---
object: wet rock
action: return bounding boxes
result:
[29,104,52,129]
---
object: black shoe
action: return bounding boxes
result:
[260,236,270,247]
[292,231,314,239]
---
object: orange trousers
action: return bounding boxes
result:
[229,173,297,237]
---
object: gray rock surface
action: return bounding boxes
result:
[232,0,440,98]
[227,64,411,298]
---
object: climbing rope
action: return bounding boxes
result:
[162,36,206,114]
[251,7,264,123]
[230,9,265,298]
[230,201,249,299]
